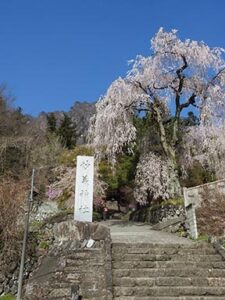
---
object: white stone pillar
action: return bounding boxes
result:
[74,156,94,222]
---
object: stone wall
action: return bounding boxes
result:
[130,204,184,225]
[184,178,225,238]
[24,221,113,300]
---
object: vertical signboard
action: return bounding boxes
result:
[74,156,94,222]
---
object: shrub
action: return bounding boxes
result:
[30,133,63,169]
[181,162,216,188]
[59,145,94,167]
[99,154,137,189]
[39,240,50,250]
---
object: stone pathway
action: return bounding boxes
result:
[102,220,193,244]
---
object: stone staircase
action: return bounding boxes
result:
[112,241,225,300]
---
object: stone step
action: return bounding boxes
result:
[66,258,105,267]
[112,247,217,255]
[111,242,225,299]
[112,242,212,249]
[113,286,225,297]
[114,297,225,300]
[112,260,225,269]
[65,255,104,262]
[47,284,108,299]
[113,276,225,287]
[65,250,103,259]
[112,253,222,262]
[113,268,225,278]
[63,266,106,274]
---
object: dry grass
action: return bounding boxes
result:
[0,177,28,245]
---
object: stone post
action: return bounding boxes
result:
[74,156,94,222]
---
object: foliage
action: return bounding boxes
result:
[196,234,209,242]
[133,113,163,156]
[0,133,62,181]
[0,89,64,180]
[93,211,102,221]
[39,240,50,250]
[57,113,76,149]
[181,162,216,187]
[161,197,184,206]
[30,133,63,170]
[0,136,31,177]
[46,112,57,133]
[98,153,138,191]
[59,145,94,167]
[46,113,77,149]
[30,220,44,232]
[0,88,30,138]
[97,153,138,207]
[144,197,184,211]
[0,89,65,262]
[0,89,35,177]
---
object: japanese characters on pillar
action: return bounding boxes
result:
[74,156,94,222]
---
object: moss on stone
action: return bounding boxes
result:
[150,197,184,211]
[30,220,44,232]
[0,294,16,300]
[39,240,50,250]
[196,234,209,242]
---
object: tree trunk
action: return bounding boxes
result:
[167,159,182,197]
[153,103,182,197]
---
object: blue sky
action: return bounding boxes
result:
[1,0,225,116]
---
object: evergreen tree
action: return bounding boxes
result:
[47,113,57,133]
[57,114,76,149]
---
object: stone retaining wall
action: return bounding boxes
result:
[24,221,113,300]
[130,204,184,225]
[184,178,225,238]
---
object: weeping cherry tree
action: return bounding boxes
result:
[90,28,225,203]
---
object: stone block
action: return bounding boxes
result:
[49,288,71,297]
[53,221,80,242]
[151,216,185,231]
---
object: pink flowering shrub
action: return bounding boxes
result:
[46,186,61,200]
[93,196,105,210]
